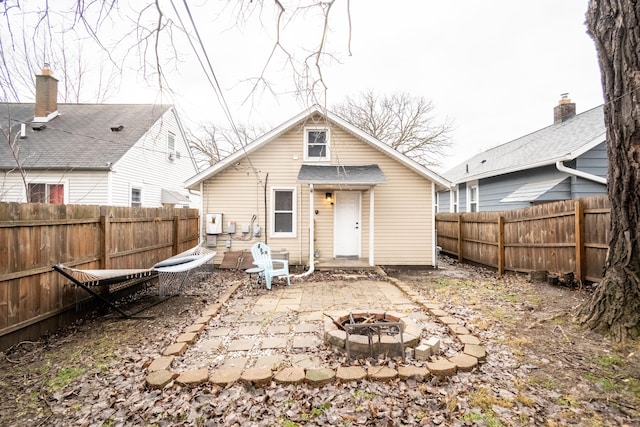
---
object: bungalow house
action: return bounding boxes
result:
[0,66,199,207]
[185,105,450,269]
[437,96,607,213]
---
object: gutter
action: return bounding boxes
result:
[294,184,315,278]
[555,161,607,185]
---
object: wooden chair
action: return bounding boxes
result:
[250,242,290,290]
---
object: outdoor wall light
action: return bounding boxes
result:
[325,192,333,205]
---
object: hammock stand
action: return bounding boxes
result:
[53,246,216,318]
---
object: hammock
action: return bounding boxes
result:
[53,246,216,317]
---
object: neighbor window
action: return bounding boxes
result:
[304,128,330,161]
[271,188,296,237]
[434,192,439,213]
[451,188,458,213]
[167,131,176,161]
[131,187,142,207]
[468,183,479,212]
[28,183,64,204]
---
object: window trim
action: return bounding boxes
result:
[450,187,459,213]
[130,184,143,207]
[27,180,68,204]
[467,181,479,212]
[303,127,330,161]
[167,131,176,161]
[270,187,297,238]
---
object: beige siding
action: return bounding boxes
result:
[201,117,434,266]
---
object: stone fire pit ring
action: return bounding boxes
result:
[324,310,422,358]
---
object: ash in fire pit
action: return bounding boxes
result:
[324,311,422,358]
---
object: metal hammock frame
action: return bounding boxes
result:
[53,246,216,318]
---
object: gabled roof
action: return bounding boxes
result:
[185,104,450,189]
[444,104,605,184]
[0,103,172,170]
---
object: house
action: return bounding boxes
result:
[437,96,607,213]
[185,105,450,269]
[0,66,199,207]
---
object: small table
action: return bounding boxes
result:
[245,266,264,288]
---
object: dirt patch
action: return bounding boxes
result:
[0,260,638,426]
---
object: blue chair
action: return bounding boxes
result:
[250,242,291,290]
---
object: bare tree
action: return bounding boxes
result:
[332,90,453,168]
[0,2,349,107]
[188,123,265,170]
[578,0,640,341]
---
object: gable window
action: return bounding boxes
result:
[167,131,176,160]
[450,187,458,213]
[467,181,479,212]
[271,187,296,237]
[131,186,142,207]
[304,128,330,161]
[28,183,64,204]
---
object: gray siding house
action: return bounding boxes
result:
[0,67,199,207]
[438,97,607,213]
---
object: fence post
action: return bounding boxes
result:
[575,200,585,283]
[498,216,505,276]
[100,206,111,269]
[457,214,463,262]
[173,215,180,255]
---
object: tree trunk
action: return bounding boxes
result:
[578,0,640,341]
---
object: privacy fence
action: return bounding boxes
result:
[435,195,610,284]
[0,202,199,350]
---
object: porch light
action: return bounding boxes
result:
[325,192,333,204]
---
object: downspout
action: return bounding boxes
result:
[555,160,607,185]
[294,183,315,278]
[199,181,204,245]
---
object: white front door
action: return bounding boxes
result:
[334,191,361,257]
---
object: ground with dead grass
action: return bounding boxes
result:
[0,259,638,426]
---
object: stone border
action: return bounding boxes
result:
[145,274,488,389]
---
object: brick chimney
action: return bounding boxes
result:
[33,63,59,123]
[553,93,576,124]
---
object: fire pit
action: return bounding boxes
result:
[324,311,422,358]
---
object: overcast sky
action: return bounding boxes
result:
[138,0,603,173]
[14,1,605,173]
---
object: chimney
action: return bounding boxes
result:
[553,93,576,124]
[33,63,59,123]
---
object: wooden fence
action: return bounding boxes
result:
[435,195,610,283]
[0,202,200,350]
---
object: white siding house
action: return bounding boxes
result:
[0,67,199,207]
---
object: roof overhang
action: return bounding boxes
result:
[500,177,568,203]
[161,188,190,205]
[297,164,386,188]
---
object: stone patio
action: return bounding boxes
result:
[146,274,488,388]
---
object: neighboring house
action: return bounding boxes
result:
[0,67,199,207]
[185,105,450,269]
[438,96,607,213]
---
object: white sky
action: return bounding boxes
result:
[24,1,606,173]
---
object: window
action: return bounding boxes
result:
[304,128,330,161]
[434,192,439,213]
[271,188,296,237]
[451,188,458,213]
[468,183,479,212]
[167,131,176,160]
[28,183,64,204]
[131,187,142,207]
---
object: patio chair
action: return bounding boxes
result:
[250,242,290,290]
